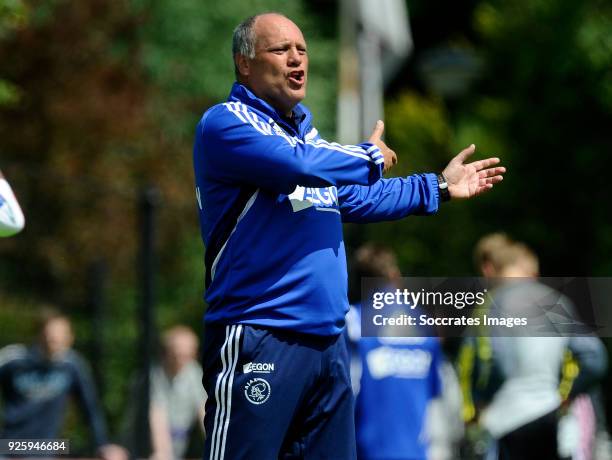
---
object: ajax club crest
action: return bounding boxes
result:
[244,378,271,405]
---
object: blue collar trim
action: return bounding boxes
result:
[228,82,311,134]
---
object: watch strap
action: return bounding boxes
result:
[437,173,451,202]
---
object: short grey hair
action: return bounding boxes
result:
[232,15,258,62]
[232,12,288,79]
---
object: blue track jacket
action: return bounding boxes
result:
[0,345,108,447]
[193,83,440,335]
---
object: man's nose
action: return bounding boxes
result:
[287,47,302,66]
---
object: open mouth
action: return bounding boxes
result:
[288,70,305,86]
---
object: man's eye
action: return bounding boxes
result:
[271,49,285,54]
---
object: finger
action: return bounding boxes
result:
[478,166,506,178]
[474,183,494,195]
[391,150,397,165]
[370,120,384,140]
[479,175,504,186]
[455,144,476,163]
[469,157,500,171]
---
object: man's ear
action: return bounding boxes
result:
[236,54,250,78]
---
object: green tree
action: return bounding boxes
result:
[353,0,612,278]
[0,0,339,437]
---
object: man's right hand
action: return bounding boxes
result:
[368,120,397,173]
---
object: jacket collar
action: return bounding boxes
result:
[228,82,311,137]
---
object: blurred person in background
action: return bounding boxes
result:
[346,243,464,460]
[471,236,607,460]
[456,233,513,429]
[0,309,127,460]
[0,168,25,237]
[148,326,206,460]
[479,240,566,460]
[193,11,504,459]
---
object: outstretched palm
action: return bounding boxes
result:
[442,144,505,199]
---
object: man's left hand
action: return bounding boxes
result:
[368,120,397,174]
[442,144,505,199]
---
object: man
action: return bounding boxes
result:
[0,168,25,237]
[0,310,127,460]
[474,239,566,459]
[346,244,463,460]
[472,236,606,460]
[193,12,505,459]
[148,326,206,460]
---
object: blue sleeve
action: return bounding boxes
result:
[71,356,109,448]
[337,173,440,223]
[195,104,384,195]
[431,340,443,398]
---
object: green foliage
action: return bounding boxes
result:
[135,0,338,140]
[0,0,27,38]
[0,0,338,445]
[0,0,26,107]
[0,79,20,106]
[0,295,40,342]
[389,0,612,428]
[348,0,612,279]
[2,0,611,446]
[470,0,612,274]
[385,91,451,173]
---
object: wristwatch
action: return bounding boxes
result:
[437,173,451,202]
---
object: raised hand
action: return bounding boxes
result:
[442,144,505,199]
[368,120,397,173]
